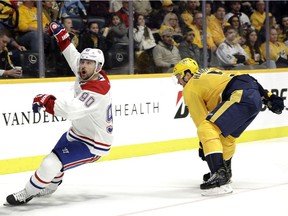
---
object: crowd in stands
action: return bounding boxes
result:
[1,0,288,78]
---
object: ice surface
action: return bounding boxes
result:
[0,138,287,216]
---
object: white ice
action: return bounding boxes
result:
[0,137,288,216]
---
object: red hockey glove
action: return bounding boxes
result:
[48,21,69,43]
[32,94,56,114]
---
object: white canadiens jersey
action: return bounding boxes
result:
[216,40,248,67]
[54,43,113,156]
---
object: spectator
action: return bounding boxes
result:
[208,4,228,46]
[181,0,200,29]
[178,26,202,67]
[0,1,26,66]
[0,0,13,24]
[258,15,280,44]
[62,17,79,48]
[12,0,50,52]
[133,14,156,52]
[203,1,215,25]
[60,0,87,20]
[243,28,276,69]
[224,1,251,26]
[227,14,246,46]
[152,29,181,73]
[133,0,152,18]
[78,21,107,53]
[116,0,129,28]
[278,14,288,42]
[148,0,175,30]
[5,37,27,68]
[216,26,248,70]
[133,13,156,74]
[0,28,22,78]
[240,1,255,18]
[159,12,183,45]
[42,0,59,21]
[269,1,288,25]
[250,0,272,32]
[104,13,129,50]
[191,11,217,64]
[109,0,122,13]
[260,27,288,68]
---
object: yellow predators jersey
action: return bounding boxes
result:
[182,68,241,128]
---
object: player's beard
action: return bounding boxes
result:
[79,69,98,83]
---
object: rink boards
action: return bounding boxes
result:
[0,69,287,174]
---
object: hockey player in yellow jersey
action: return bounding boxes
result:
[173,58,284,196]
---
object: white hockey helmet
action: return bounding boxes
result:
[80,48,105,73]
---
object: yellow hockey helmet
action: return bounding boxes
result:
[172,58,199,78]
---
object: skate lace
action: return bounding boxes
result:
[205,173,218,183]
[13,190,30,202]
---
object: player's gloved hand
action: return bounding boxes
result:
[264,94,284,114]
[32,94,56,113]
[198,142,205,161]
[48,21,69,43]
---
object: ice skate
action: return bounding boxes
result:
[35,180,62,197]
[203,160,232,182]
[5,189,33,205]
[200,167,233,196]
[203,169,232,182]
[201,167,230,189]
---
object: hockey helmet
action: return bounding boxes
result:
[80,48,105,73]
[173,58,199,79]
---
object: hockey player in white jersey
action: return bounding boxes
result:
[6,21,113,205]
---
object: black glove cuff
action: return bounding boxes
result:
[198,142,205,161]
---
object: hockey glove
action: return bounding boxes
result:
[48,21,69,43]
[264,94,284,114]
[233,54,246,64]
[198,142,205,161]
[32,94,56,114]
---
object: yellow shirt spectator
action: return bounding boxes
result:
[13,3,49,32]
[250,10,272,32]
[260,41,288,61]
[243,45,264,65]
[191,12,216,51]
[181,10,193,29]
[209,18,229,47]
[191,24,216,50]
[0,0,13,20]
[260,28,288,61]
[250,1,272,31]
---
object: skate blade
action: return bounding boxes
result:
[3,203,17,207]
[201,184,233,196]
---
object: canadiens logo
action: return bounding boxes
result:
[174,91,189,119]
[52,23,58,30]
